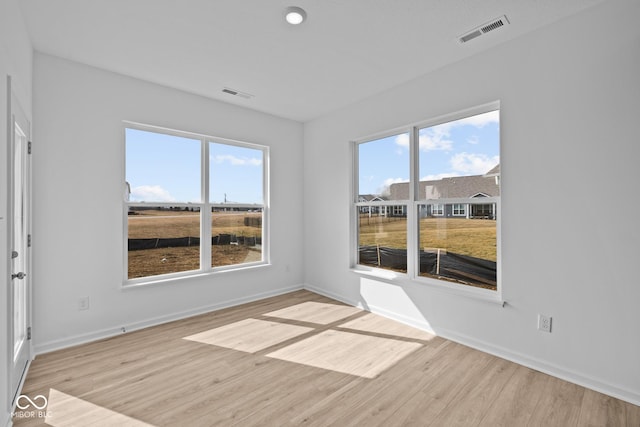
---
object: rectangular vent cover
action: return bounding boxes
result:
[222,87,254,99]
[458,15,509,44]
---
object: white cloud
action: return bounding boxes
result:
[213,154,262,166]
[395,133,409,148]
[450,152,499,175]
[396,131,453,152]
[420,172,457,181]
[466,135,479,145]
[131,185,175,202]
[419,132,453,151]
[416,110,499,152]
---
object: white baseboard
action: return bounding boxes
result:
[303,283,364,309]
[303,283,640,407]
[34,284,304,355]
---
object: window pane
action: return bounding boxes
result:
[126,129,201,203]
[128,207,201,279]
[358,206,407,273]
[358,133,409,200]
[416,110,499,290]
[210,142,264,205]
[357,132,409,273]
[212,208,263,268]
[418,205,497,289]
[417,110,499,197]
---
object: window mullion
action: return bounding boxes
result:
[407,126,419,279]
[351,141,359,267]
[263,147,270,264]
[201,139,211,272]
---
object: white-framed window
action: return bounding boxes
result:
[452,203,466,216]
[125,123,268,284]
[352,102,500,293]
[392,205,405,216]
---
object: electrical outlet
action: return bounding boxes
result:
[538,314,552,333]
[78,296,90,311]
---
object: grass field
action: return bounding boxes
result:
[359,215,497,290]
[359,215,497,261]
[128,211,495,280]
[127,210,262,279]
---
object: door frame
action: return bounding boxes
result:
[6,74,33,410]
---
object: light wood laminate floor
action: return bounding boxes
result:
[13,290,640,426]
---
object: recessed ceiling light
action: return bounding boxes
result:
[285,6,307,25]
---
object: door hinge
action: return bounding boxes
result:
[28,141,32,154]
[28,234,32,247]
[27,327,32,340]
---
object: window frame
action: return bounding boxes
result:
[352,127,412,276]
[123,122,269,287]
[351,102,501,301]
[431,203,444,216]
[452,203,466,217]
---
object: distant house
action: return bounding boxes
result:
[385,165,500,219]
[357,194,386,215]
[358,194,385,203]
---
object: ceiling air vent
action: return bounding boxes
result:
[222,87,254,100]
[458,15,509,44]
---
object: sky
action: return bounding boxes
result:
[126,128,264,204]
[358,110,500,196]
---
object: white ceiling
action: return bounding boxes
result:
[19,0,606,122]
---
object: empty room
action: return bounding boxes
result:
[2,0,639,425]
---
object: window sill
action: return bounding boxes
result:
[351,266,505,307]
[123,262,271,289]
[350,267,407,281]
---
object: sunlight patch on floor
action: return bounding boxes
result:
[339,313,436,341]
[45,388,154,426]
[266,329,422,378]
[183,318,313,353]
[263,301,362,324]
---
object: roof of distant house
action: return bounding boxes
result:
[357,194,388,202]
[388,165,500,200]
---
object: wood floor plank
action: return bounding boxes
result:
[384,344,496,426]
[289,338,453,426]
[12,290,640,427]
[263,300,363,325]
[428,356,518,426]
[527,375,586,426]
[477,364,550,427]
[577,389,632,427]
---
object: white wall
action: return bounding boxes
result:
[32,53,304,352]
[1,0,33,424]
[303,0,640,405]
